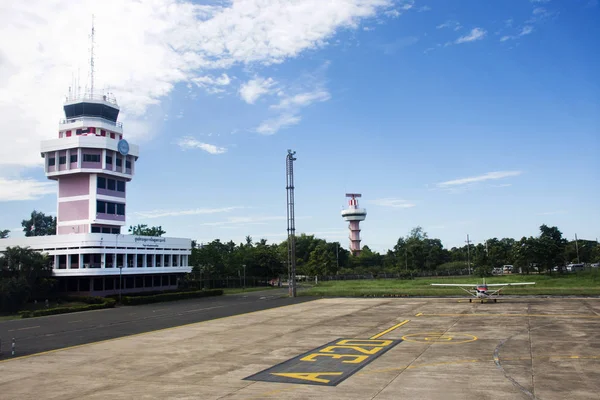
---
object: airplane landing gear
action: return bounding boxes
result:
[469,299,472,303]
[494,299,497,303]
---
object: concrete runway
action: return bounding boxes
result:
[1,297,600,399]
[0,289,313,359]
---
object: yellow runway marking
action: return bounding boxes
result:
[401,332,478,344]
[359,355,600,375]
[0,301,309,364]
[416,313,600,319]
[370,320,410,339]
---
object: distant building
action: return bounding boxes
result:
[341,193,367,256]
[0,91,191,296]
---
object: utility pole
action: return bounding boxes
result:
[466,234,472,275]
[286,150,297,297]
[336,242,339,270]
[575,233,580,264]
[405,248,408,271]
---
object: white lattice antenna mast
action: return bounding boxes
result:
[89,15,96,96]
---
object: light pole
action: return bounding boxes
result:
[116,234,123,304]
[242,264,246,289]
[119,265,123,303]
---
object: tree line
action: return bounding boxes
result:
[2,210,599,287]
[188,224,599,280]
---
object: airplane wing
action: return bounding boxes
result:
[430,283,477,287]
[485,282,535,286]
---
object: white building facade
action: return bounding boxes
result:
[0,234,191,295]
[0,92,192,295]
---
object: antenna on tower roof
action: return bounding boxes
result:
[89,14,96,97]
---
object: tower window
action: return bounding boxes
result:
[59,156,66,164]
[107,202,116,214]
[116,157,122,167]
[83,154,100,162]
[70,154,78,163]
[48,158,56,166]
[117,181,125,192]
[106,155,112,165]
[107,179,116,191]
[116,203,125,216]
[125,160,132,169]
[97,200,106,213]
[97,177,106,189]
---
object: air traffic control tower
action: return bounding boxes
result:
[341,193,367,256]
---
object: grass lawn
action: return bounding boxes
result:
[0,301,90,320]
[223,286,277,295]
[300,271,600,297]
[0,314,21,321]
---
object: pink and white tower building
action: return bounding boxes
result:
[341,193,367,256]
[41,92,137,234]
[0,90,192,295]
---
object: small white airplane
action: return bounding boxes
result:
[430,278,535,303]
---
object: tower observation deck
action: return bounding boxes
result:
[341,193,367,256]
[40,91,139,235]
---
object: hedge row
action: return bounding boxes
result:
[19,298,116,318]
[120,289,223,305]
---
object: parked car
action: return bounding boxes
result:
[567,263,585,272]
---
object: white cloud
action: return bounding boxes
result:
[134,206,242,219]
[437,171,522,188]
[239,77,276,104]
[520,26,534,36]
[455,28,487,44]
[175,136,227,154]
[436,20,462,31]
[191,73,232,94]
[0,0,393,167]
[202,215,284,227]
[254,65,332,135]
[384,10,401,18]
[418,6,431,12]
[501,25,534,42]
[201,215,311,227]
[255,114,301,135]
[530,0,550,3]
[270,90,331,110]
[368,198,416,208]
[0,178,56,201]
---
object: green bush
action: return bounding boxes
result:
[120,289,223,305]
[19,296,116,318]
[60,295,108,304]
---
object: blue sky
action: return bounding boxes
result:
[0,0,598,252]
